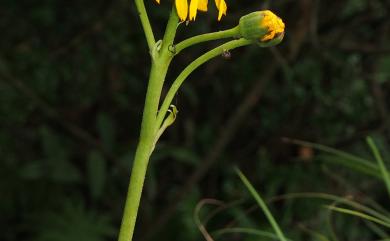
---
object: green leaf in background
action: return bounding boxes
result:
[284,138,388,181]
[326,205,390,228]
[377,56,390,84]
[87,150,107,201]
[167,188,201,241]
[19,161,44,179]
[96,112,116,153]
[342,0,367,17]
[366,137,390,198]
[152,145,199,166]
[33,201,115,241]
[40,126,81,183]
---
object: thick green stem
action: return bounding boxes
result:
[117,10,178,241]
[161,8,179,57]
[156,38,252,129]
[175,26,240,54]
[118,62,168,241]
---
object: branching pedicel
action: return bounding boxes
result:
[118,2,285,241]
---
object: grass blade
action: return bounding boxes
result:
[283,138,382,179]
[366,137,390,198]
[269,192,390,224]
[235,168,288,241]
[326,206,390,228]
[320,154,381,179]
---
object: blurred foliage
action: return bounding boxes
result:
[1,0,390,240]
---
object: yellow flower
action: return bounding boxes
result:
[155,0,227,22]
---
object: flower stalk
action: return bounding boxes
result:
[117,9,178,241]
[118,3,285,241]
[156,38,251,129]
[175,26,240,54]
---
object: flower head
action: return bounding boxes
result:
[239,10,285,44]
[156,0,227,22]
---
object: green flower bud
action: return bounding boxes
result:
[239,10,285,47]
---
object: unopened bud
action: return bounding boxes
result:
[239,10,285,46]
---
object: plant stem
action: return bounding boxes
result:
[156,38,252,129]
[117,63,167,241]
[161,7,179,56]
[120,4,249,240]
[175,26,240,54]
[117,10,178,241]
[134,0,156,50]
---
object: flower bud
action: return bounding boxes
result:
[239,10,285,46]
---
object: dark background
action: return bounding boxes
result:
[1,0,390,240]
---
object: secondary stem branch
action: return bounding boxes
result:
[134,0,156,50]
[156,38,252,129]
[175,26,240,54]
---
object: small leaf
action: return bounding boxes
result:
[163,105,178,127]
[155,105,178,144]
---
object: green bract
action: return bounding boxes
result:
[239,12,269,40]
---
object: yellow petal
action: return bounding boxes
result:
[197,0,208,12]
[214,0,227,21]
[175,0,188,21]
[259,10,285,41]
[214,0,220,9]
[155,0,160,4]
[189,0,199,21]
